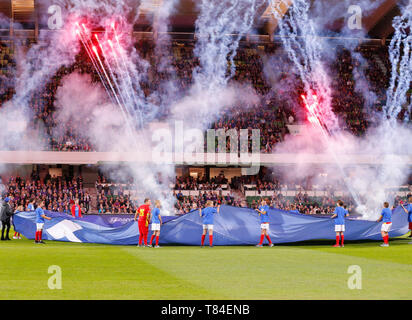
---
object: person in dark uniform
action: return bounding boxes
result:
[1,197,14,241]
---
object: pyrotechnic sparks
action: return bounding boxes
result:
[74,20,143,138]
[74,22,113,102]
[301,94,323,128]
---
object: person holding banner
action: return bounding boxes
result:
[35,200,52,244]
[255,199,274,247]
[400,197,412,238]
[12,203,24,239]
[13,198,36,239]
[134,198,151,247]
[199,201,220,248]
[376,202,392,247]
[330,200,349,247]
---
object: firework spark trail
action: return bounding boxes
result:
[385,0,412,121]
[194,0,259,88]
[301,94,324,129]
[77,23,134,134]
[81,27,163,205]
[75,24,114,103]
[94,34,131,119]
[91,45,123,111]
[98,36,152,148]
[268,0,363,208]
[91,45,137,141]
[106,38,137,122]
[79,22,169,207]
[269,0,337,130]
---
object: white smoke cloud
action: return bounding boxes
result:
[4,0,409,222]
[181,0,261,129]
[273,118,412,220]
[266,0,412,219]
[53,71,178,213]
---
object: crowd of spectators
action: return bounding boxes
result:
[173,189,358,216]
[1,34,411,217]
[1,173,91,214]
[248,192,353,215]
[174,174,229,191]
[1,38,408,153]
[92,169,412,215]
[173,172,412,215]
[172,173,357,215]
[174,191,244,215]
[95,174,138,214]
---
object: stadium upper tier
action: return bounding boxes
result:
[1,40,408,154]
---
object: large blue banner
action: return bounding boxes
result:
[13,205,409,245]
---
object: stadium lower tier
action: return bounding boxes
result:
[13,205,409,245]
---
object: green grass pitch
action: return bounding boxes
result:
[1,228,411,300]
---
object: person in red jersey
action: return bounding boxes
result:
[71,199,82,218]
[134,198,151,247]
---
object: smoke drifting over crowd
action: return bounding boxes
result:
[0,0,411,218]
[268,0,412,219]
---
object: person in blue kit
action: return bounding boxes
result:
[376,202,392,247]
[400,197,412,240]
[35,200,52,244]
[255,198,274,247]
[199,200,220,247]
[330,200,349,247]
[14,198,36,239]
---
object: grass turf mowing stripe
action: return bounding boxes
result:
[122,243,412,299]
[299,238,412,265]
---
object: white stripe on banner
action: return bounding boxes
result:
[46,220,83,242]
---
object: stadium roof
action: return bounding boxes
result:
[0,0,402,40]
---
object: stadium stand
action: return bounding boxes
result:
[2,173,90,214]
[0,38,410,216]
[3,170,411,216]
[1,39,408,153]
